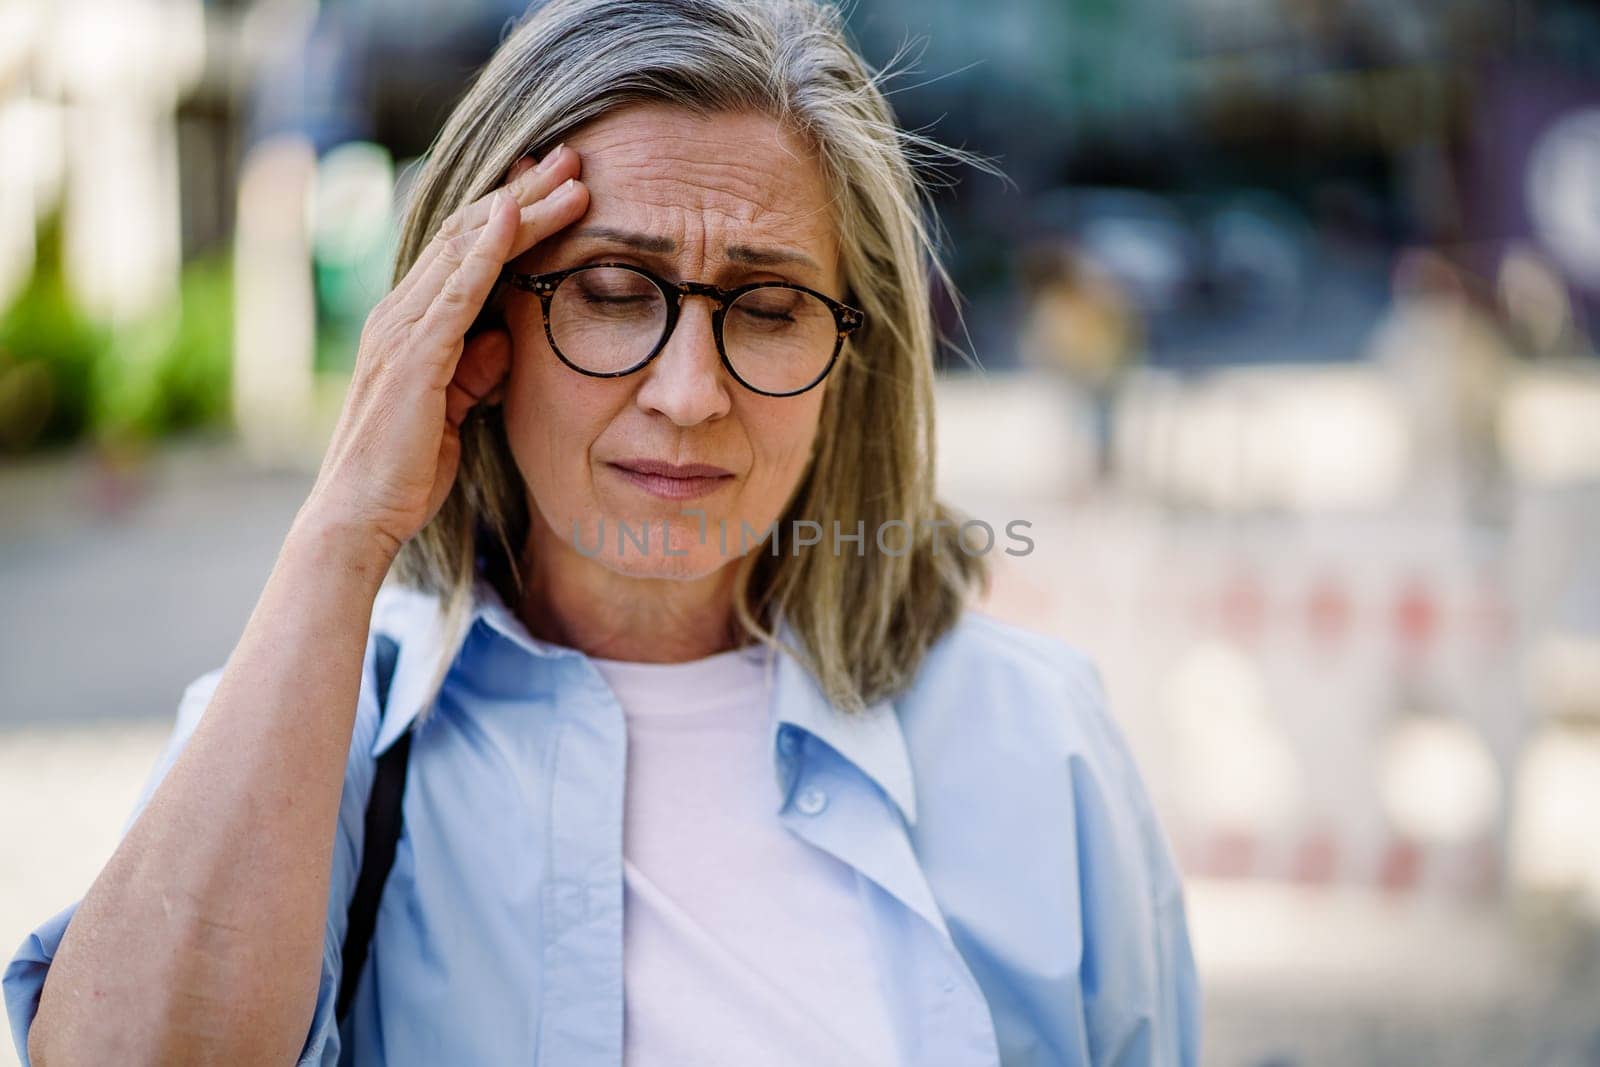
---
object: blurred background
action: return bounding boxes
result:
[3,0,1600,1063]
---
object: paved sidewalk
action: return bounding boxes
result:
[0,718,170,1067]
[0,438,312,728]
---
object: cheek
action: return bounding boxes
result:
[501,325,609,512]
[742,395,825,505]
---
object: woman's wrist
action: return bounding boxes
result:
[283,506,402,590]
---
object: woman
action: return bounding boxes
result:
[6,0,1200,1063]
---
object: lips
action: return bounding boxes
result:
[611,458,733,479]
[607,458,734,502]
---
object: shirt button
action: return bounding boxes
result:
[795,786,828,815]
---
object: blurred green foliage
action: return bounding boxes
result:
[0,211,233,455]
[0,214,103,451]
[92,252,234,443]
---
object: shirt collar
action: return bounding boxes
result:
[371,579,920,827]
[369,577,572,757]
[767,611,920,827]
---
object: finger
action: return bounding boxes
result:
[461,146,576,234]
[446,328,511,429]
[416,189,523,357]
[428,152,549,253]
[506,154,538,184]
[503,177,591,265]
[391,147,579,310]
[400,177,587,328]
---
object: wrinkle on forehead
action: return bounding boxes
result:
[528,105,841,287]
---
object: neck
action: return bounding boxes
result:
[516,507,744,663]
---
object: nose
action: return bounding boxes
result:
[632,293,733,426]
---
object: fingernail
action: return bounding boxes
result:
[535,143,565,173]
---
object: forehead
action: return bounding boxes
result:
[521,104,840,286]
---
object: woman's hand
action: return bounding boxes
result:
[21,148,589,1053]
[300,145,589,562]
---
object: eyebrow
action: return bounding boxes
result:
[569,225,822,273]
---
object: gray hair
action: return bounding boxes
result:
[390,0,1000,714]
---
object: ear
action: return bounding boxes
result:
[481,338,509,407]
[455,326,512,415]
[467,295,508,341]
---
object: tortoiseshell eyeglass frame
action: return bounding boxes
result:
[499,261,866,398]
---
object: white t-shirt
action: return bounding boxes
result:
[589,642,901,1067]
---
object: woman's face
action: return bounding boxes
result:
[500,103,843,580]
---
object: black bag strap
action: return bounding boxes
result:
[336,633,411,1024]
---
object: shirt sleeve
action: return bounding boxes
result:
[3,638,388,1067]
[1063,654,1203,1067]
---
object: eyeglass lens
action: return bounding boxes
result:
[545,266,837,394]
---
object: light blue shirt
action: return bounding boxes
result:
[7,578,1201,1065]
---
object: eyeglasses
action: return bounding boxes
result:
[499,262,865,398]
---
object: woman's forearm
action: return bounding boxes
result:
[27,126,570,1067]
[29,510,396,1066]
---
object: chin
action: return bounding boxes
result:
[582,514,736,581]
[601,552,727,582]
